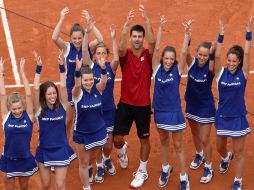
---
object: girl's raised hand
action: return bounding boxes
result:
[19,57,26,73]
[60,7,70,18]
[246,16,253,32]
[33,51,42,66]
[75,55,82,71]
[110,24,116,39]
[0,57,5,74]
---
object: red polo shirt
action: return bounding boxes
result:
[120,48,152,106]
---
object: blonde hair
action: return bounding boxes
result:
[7,92,25,109]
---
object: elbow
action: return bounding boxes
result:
[51,34,58,42]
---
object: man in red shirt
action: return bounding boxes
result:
[113,4,155,188]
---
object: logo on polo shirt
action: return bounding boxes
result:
[140,56,144,61]
[236,77,240,80]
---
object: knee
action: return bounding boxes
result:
[160,136,169,145]
[20,183,29,190]
[41,183,51,190]
[56,181,65,190]
[174,142,183,153]
[234,148,244,160]
[200,135,210,145]
[78,158,89,169]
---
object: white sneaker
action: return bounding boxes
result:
[117,142,128,168]
[130,169,148,188]
[200,167,214,184]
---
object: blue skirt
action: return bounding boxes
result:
[0,154,38,178]
[73,128,108,150]
[154,110,186,132]
[103,109,116,133]
[186,103,215,124]
[35,145,77,167]
[215,115,251,137]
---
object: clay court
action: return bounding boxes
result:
[0,0,254,189]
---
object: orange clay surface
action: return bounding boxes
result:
[0,0,254,189]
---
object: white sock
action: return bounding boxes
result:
[222,152,231,161]
[180,173,188,181]
[102,154,110,161]
[234,177,242,183]
[162,164,170,173]
[138,160,148,172]
[83,186,91,190]
[197,150,204,156]
[117,144,126,156]
[96,162,103,168]
[204,162,212,169]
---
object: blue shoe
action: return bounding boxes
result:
[219,152,234,174]
[103,158,116,175]
[232,180,242,190]
[88,167,93,184]
[179,175,190,190]
[95,166,104,183]
[158,166,173,187]
[200,167,214,183]
[190,153,204,169]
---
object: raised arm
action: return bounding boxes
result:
[96,57,107,94]
[58,50,68,108]
[208,42,216,73]
[52,7,69,52]
[152,15,166,71]
[242,16,253,79]
[33,51,42,113]
[20,58,33,120]
[178,19,193,75]
[81,19,93,66]
[119,9,134,57]
[214,20,224,78]
[109,24,119,74]
[72,55,82,100]
[0,58,8,119]
[82,10,104,49]
[139,4,155,54]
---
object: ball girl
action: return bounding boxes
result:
[72,46,108,189]
[152,16,192,189]
[33,51,76,190]
[82,23,119,183]
[0,57,38,190]
[213,18,252,190]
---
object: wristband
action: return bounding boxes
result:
[75,70,81,77]
[217,34,224,43]
[59,64,65,73]
[36,65,42,74]
[209,54,215,61]
[101,68,107,75]
[246,32,252,41]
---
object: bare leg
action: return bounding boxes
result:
[38,163,51,190]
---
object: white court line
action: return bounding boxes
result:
[4,71,254,88]
[0,0,20,85]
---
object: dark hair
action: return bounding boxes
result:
[93,42,110,55]
[197,41,212,51]
[160,46,177,64]
[70,23,85,36]
[39,81,60,117]
[81,64,93,75]
[130,24,145,37]
[227,45,244,69]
